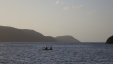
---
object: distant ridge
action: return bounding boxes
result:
[56,36,80,43]
[0,26,80,43]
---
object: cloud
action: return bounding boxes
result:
[63,5,84,11]
[55,0,92,13]
[56,0,60,4]
[56,0,64,5]
[55,0,84,11]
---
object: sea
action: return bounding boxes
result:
[0,42,113,64]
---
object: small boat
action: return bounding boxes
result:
[43,46,53,50]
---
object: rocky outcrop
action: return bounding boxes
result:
[106,35,113,44]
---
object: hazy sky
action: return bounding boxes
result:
[0,0,113,42]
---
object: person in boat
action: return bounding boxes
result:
[44,46,48,50]
[50,46,53,50]
[43,46,53,50]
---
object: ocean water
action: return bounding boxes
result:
[0,43,113,64]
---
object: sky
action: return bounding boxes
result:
[0,0,113,42]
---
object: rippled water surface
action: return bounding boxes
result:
[0,43,113,64]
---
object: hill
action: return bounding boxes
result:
[56,36,80,43]
[0,26,80,43]
[106,35,113,44]
[0,26,55,42]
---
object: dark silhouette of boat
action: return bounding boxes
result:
[43,46,53,50]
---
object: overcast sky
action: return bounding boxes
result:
[0,0,113,42]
